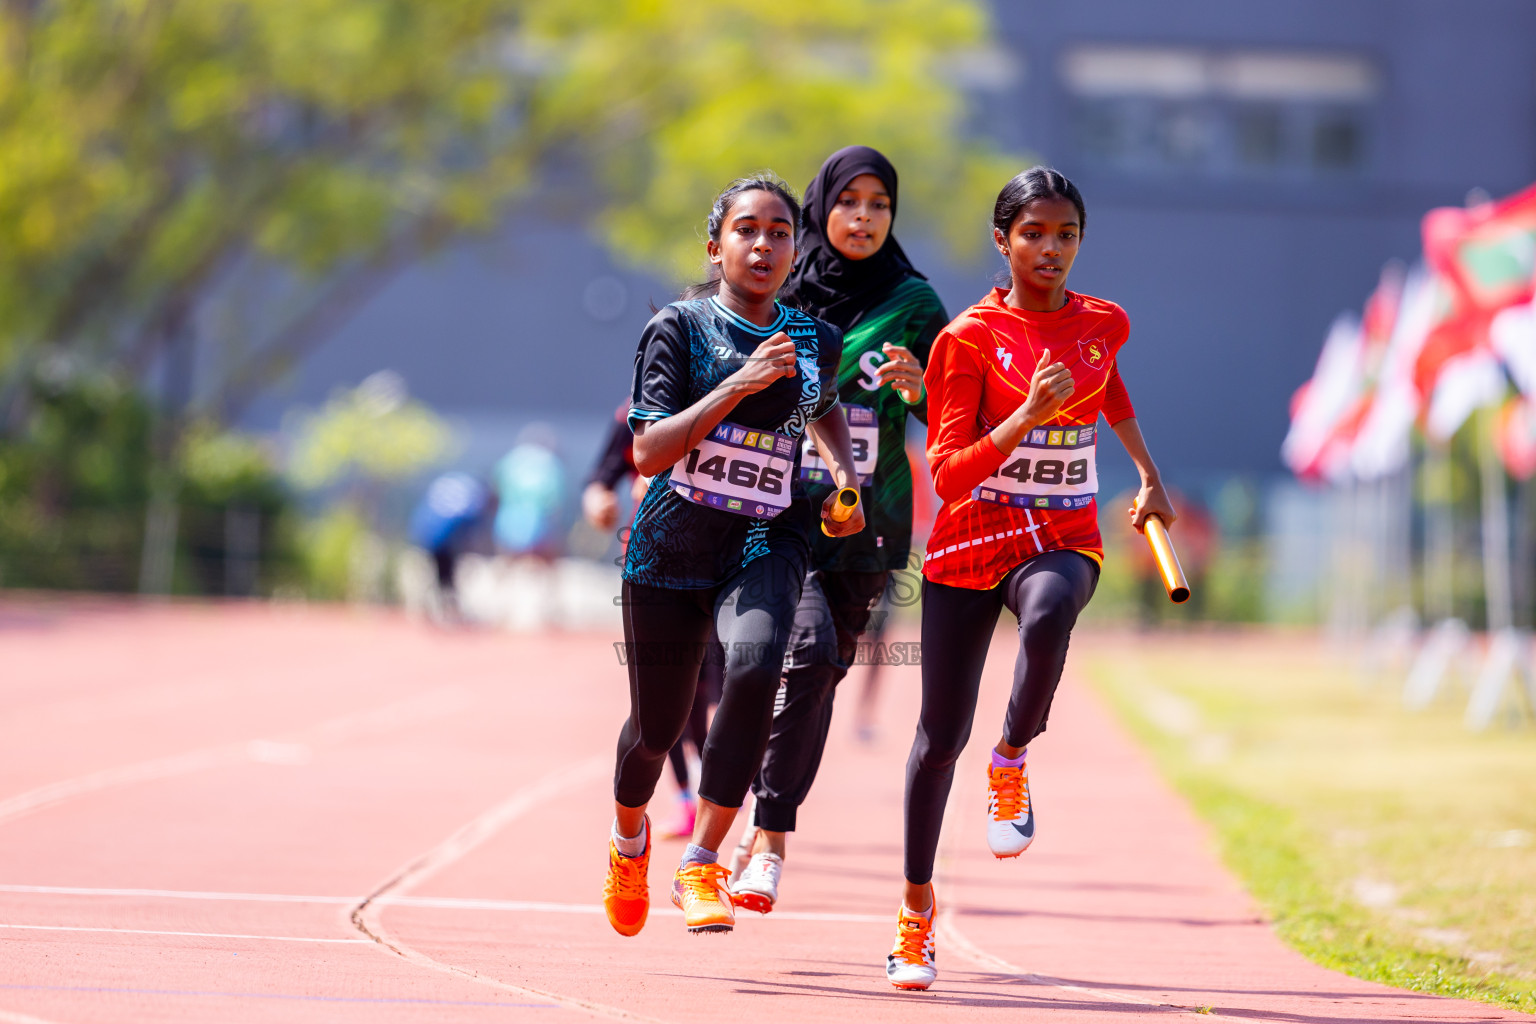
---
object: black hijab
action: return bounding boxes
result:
[783,145,925,330]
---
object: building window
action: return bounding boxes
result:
[1062,45,1377,178]
[1235,105,1285,168]
[1312,110,1363,170]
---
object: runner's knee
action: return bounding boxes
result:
[912,721,968,774]
[1018,583,1080,649]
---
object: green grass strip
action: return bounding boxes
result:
[1087,652,1536,1014]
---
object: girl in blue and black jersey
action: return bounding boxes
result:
[601,175,865,937]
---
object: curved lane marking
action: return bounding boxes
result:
[938,910,1249,1020]
[351,757,676,1024]
[933,771,1253,1021]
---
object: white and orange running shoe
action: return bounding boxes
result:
[885,896,938,990]
[986,760,1034,858]
[671,861,736,934]
[731,851,781,914]
[602,817,650,937]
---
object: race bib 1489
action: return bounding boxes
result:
[973,424,1098,511]
[800,404,878,485]
[670,420,797,518]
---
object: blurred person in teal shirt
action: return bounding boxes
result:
[493,424,567,559]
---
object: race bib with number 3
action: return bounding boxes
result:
[670,420,798,518]
[973,424,1098,511]
[800,404,878,485]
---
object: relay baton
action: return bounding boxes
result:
[820,487,861,537]
[1142,514,1190,604]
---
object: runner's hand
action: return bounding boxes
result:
[729,332,798,395]
[581,482,620,532]
[875,343,924,404]
[820,489,866,538]
[1017,348,1074,426]
[1129,482,1178,532]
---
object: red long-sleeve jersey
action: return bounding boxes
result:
[922,288,1136,589]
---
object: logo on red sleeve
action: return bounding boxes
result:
[995,346,1014,372]
[1078,339,1106,368]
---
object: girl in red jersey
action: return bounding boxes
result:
[884,168,1177,990]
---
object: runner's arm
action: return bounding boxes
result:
[1109,417,1176,531]
[927,340,1073,503]
[632,332,798,476]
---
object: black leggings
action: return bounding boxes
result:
[666,641,722,792]
[904,550,1099,885]
[751,570,888,832]
[615,551,806,811]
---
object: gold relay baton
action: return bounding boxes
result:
[820,486,861,537]
[1142,513,1190,604]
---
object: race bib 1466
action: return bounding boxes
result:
[800,404,878,485]
[973,424,1098,511]
[670,421,797,518]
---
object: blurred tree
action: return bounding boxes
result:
[0,0,1017,419]
[0,360,296,593]
[285,371,454,493]
[283,371,454,602]
[524,0,1020,279]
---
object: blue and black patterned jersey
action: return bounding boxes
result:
[624,297,843,589]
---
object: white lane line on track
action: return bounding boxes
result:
[0,688,470,827]
[379,897,888,924]
[933,760,1253,1022]
[0,885,351,904]
[0,1007,67,1024]
[0,1009,67,1024]
[0,923,369,944]
[0,885,888,924]
[351,757,680,1024]
[939,911,1244,1020]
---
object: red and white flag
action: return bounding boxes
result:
[1352,264,1442,477]
[1414,183,1536,435]
[1282,312,1366,482]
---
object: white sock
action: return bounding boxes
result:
[612,817,647,858]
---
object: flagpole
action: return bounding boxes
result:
[1515,475,1534,629]
[1423,440,1455,624]
[1403,439,1467,710]
[1466,404,1527,729]
[1479,406,1514,634]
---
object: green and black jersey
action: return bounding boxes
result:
[805,276,948,574]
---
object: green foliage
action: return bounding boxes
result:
[0,367,299,592]
[285,372,453,491]
[523,0,1019,279]
[0,0,1016,404]
[294,503,376,601]
[179,419,284,506]
[0,365,153,589]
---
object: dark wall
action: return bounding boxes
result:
[976,0,1536,477]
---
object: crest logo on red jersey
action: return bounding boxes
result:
[995,346,1014,371]
[1079,339,1105,368]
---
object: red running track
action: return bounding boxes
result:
[0,599,1524,1023]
